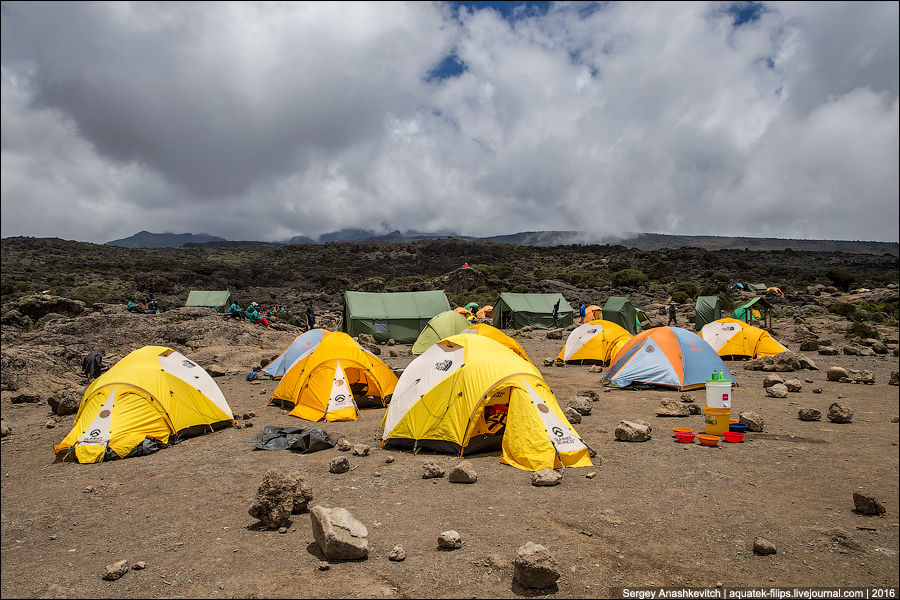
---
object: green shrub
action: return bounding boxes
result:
[846,322,880,340]
[824,267,854,292]
[512,284,529,294]
[717,293,734,312]
[827,302,857,318]
[671,291,688,304]
[612,269,648,288]
[672,281,698,299]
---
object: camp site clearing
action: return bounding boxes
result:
[1,312,898,598]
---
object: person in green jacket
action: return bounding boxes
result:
[226,302,246,321]
[246,302,270,328]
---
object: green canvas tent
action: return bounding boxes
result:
[341,291,451,344]
[601,297,639,335]
[731,297,773,329]
[492,293,573,330]
[747,283,767,294]
[694,296,722,331]
[186,290,232,312]
[411,310,471,354]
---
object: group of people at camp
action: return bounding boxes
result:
[225,300,316,331]
[127,295,158,314]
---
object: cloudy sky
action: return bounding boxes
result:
[2,1,898,245]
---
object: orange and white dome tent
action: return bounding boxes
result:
[55,346,234,463]
[557,320,632,365]
[269,331,397,422]
[700,318,787,358]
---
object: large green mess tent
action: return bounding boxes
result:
[492,293,573,330]
[340,291,451,344]
[185,290,232,311]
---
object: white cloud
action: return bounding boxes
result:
[1,1,897,244]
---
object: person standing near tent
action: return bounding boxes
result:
[246,302,270,328]
[668,303,677,326]
[305,302,316,331]
[579,304,586,324]
[552,299,561,328]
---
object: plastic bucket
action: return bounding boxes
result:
[704,406,731,436]
[705,380,732,409]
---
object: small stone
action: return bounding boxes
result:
[798,408,821,421]
[389,544,406,561]
[449,461,477,484]
[101,559,129,581]
[563,406,582,424]
[514,541,561,589]
[336,438,352,451]
[422,460,445,479]
[278,527,288,534]
[329,456,351,474]
[385,455,395,463]
[586,472,596,479]
[657,398,690,417]
[133,561,146,570]
[438,530,462,549]
[531,469,562,487]
[614,420,651,442]
[739,411,765,432]
[753,537,777,555]
[813,388,823,394]
[351,444,370,456]
[853,492,886,515]
[317,561,330,571]
[765,383,789,398]
[827,402,853,424]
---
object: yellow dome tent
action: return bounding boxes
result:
[54,346,234,463]
[382,334,592,471]
[557,320,632,365]
[459,323,532,363]
[700,318,787,358]
[269,332,398,422]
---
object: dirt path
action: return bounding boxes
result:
[2,323,898,598]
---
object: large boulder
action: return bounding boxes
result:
[309,506,369,560]
[739,411,765,432]
[773,351,801,372]
[614,420,652,442]
[248,468,299,529]
[513,542,561,589]
[826,366,849,381]
[827,402,853,424]
[657,398,690,417]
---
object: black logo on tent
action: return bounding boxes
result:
[551,426,565,438]
[333,394,348,405]
[435,360,453,371]
[588,328,597,334]
[182,359,197,368]
[90,429,101,438]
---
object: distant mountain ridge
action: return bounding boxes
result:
[106,229,898,255]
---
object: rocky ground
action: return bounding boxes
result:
[1,289,899,599]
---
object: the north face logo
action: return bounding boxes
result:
[435,360,453,371]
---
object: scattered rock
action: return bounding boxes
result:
[309,505,368,560]
[47,390,81,416]
[351,444,370,457]
[853,492,886,515]
[329,457,351,474]
[384,455,395,464]
[773,351,801,372]
[889,371,899,386]
[438,530,462,549]
[784,379,803,392]
[813,388,823,394]
[656,398,690,417]
[798,408,821,421]
[563,406,582,424]
[826,366,849,381]
[288,471,313,513]
[614,420,652,442]
[317,561,330,571]
[249,468,299,529]
[568,397,592,415]
[685,403,702,415]
[449,461,478,484]
[739,411,764,432]
[753,537,777,555]
[680,392,696,403]
[577,390,599,401]
[531,469,562,487]
[389,545,406,561]
[422,460,445,479]
[101,559,129,581]
[817,346,839,356]
[762,374,784,388]
[513,542,561,589]
[827,402,853,424]
[765,383,788,398]
[133,561,146,570]
[0,421,9,438]
[336,438,352,451]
